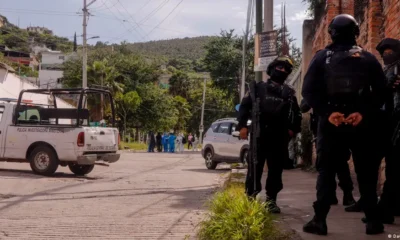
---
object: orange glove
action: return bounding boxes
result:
[240,128,248,140]
[328,112,345,127]
[344,112,363,126]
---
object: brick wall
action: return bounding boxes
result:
[306,0,400,192]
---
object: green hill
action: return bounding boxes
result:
[127,36,213,61]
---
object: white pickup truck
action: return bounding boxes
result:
[0,88,120,176]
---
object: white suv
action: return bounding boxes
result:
[201,118,250,169]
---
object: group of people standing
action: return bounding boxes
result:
[237,13,400,236]
[147,132,199,153]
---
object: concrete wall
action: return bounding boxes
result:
[38,70,63,89]
[0,65,71,108]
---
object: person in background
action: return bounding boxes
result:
[162,132,169,152]
[176,133,183,153]
[156,132,162,152]
[192,134,198,151]
[181,133,187,152]
[169,131,176,153]
[147,131,156,153]
[188,133,193,149]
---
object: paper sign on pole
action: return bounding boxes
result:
[254,30,278,72]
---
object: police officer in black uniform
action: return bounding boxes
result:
[237,56,302,213]
[300,99,356,206]
[301,14,386,235]
[373,38,400,222]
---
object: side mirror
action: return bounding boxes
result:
[232,131,240,137]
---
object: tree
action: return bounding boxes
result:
[203,30,254,102]
[172,96,192,131]
[135,84,178,132]
[169,71,192,98]
[115,91,142,135]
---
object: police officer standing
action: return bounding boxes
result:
[237,56,302,213]
[300,99,356,207]
[374,38,400,222]
[301,14,386,235]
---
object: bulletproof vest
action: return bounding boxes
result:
[324,46,369,98]
[385,63,400,115]
[258,81,293,121]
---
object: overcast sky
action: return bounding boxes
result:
[0,0,310,48]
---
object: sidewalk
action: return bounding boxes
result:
[256,169,400,240]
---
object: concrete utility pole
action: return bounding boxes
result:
[83,0,88,89]
[241,0,254,100]
[82,0,97,88]
[262,0,274,81]
[198,73,207,145]
[255,0,263,83]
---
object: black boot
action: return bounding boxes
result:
[342,192,356,206]
[362,215,395,224]
[265,197,281,214]
[366,221,384,235]
[303,216,328,235]
[345,201,362,212]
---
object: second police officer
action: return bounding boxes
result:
[301,14,386,235]
[237,56,302,213]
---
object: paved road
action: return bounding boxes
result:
[0,152,229,240]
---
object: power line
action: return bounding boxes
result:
[139,0,171,24]
[116,0,148,40]
[144,0,185,39]
[134,0,154,15]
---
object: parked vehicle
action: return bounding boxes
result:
[0,88,120,176]
[201,118,250,169]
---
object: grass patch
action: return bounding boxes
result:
[119,142,147,151]
[198,174,289,240]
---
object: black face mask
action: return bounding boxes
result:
[270,69,289,84]
[383,53,400,65]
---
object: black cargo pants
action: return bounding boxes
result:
[245,127,287,200]
[314,116,381,221]
[379,118,400,217]
[312,116,354,194]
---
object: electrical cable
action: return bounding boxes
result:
[143,0,184,39]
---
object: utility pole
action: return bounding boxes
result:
[255,0,263,83]
[199,73,207,145]
[241,0,254,100]
[262,0,274,81]
[82,0,97,88]
[83,0,88,89]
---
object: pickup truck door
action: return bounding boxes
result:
[0,105,6,157]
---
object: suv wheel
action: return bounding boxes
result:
[204,149,218,170]
[241,149,248,167]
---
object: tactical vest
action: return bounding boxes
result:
[324,46,369,98]
[258,81,293,122]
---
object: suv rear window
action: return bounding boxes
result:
[217,122,231,134]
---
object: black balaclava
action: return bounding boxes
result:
[376,38,400,65]
[383,52,400,65]
[270,65,289,84]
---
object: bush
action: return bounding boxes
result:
[198,181,285,240]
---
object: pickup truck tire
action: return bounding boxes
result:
[29,145,59,176]
[68,163,95,176]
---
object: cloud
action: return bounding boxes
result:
[288,11,309,22]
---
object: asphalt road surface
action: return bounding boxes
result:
[0,152,229,240]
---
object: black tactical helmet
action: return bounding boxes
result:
[328,14,360,41]
[266,55,294,76]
